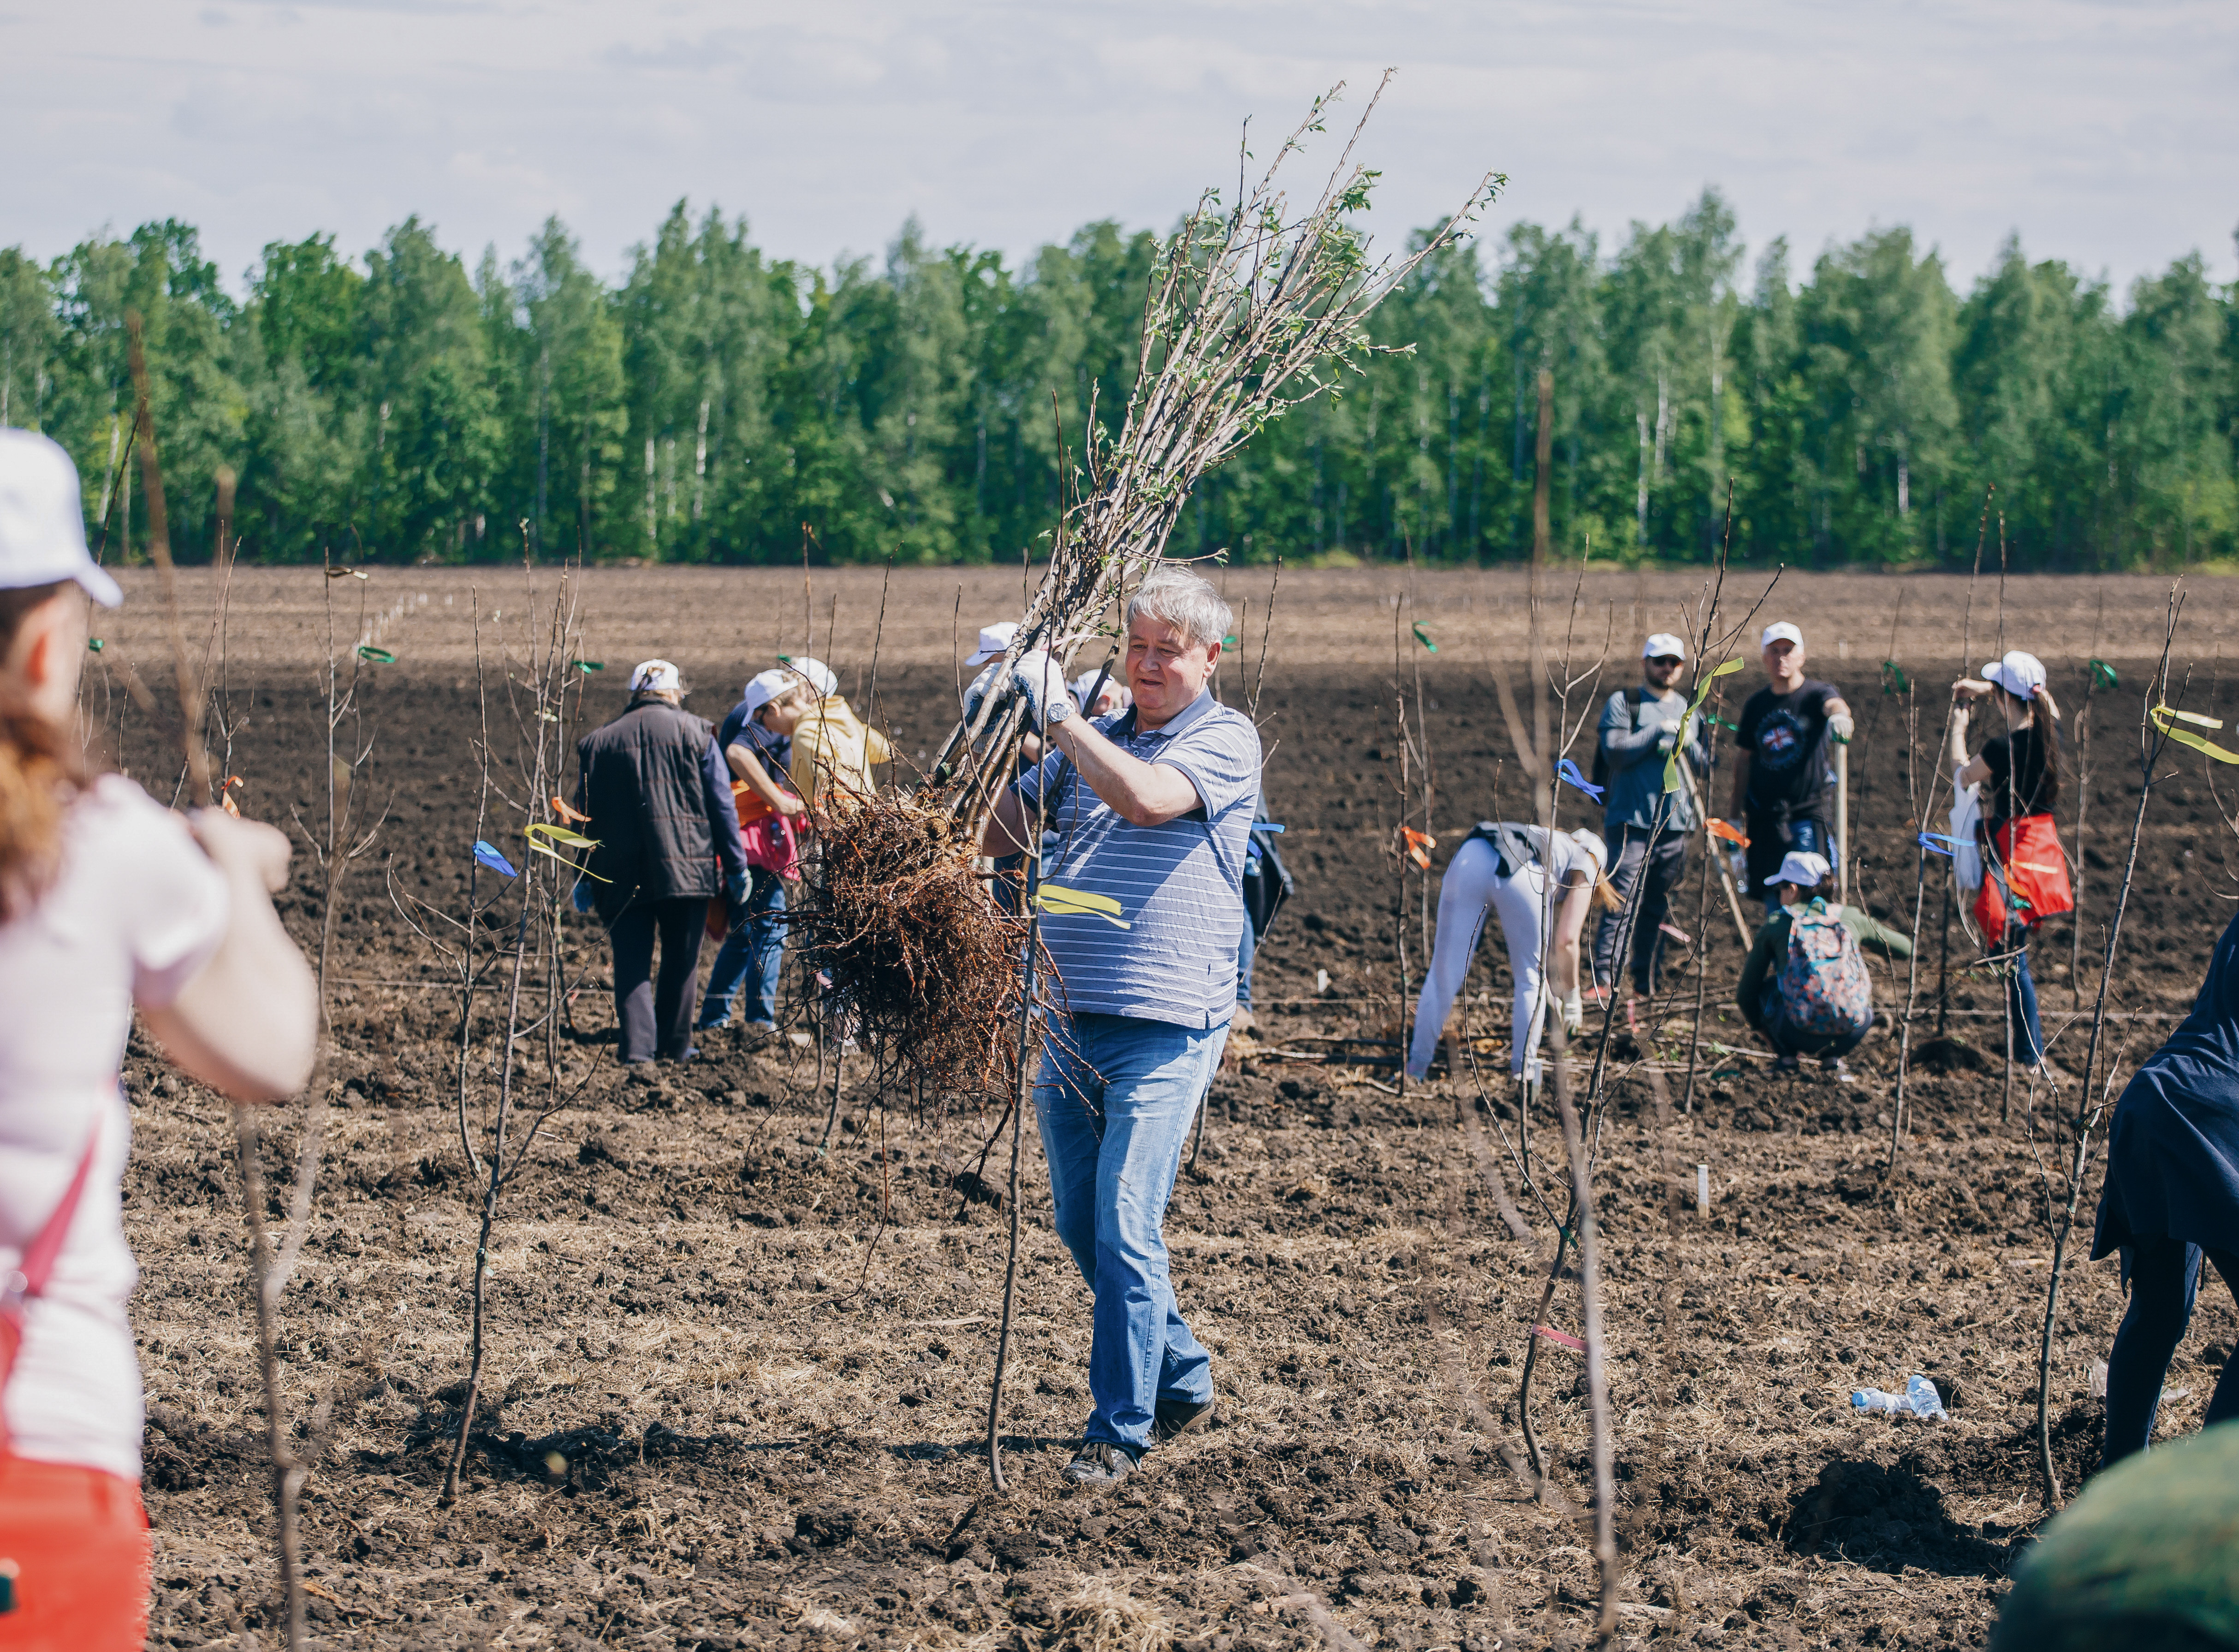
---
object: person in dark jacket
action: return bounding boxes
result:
[575,659,748,1064]
[2090,905,2239,1468]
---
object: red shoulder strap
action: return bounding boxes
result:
[16,1117,100,1300]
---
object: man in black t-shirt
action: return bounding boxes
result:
[1728,622,1853,906]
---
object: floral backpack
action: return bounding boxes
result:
[1776,903,1874,1038]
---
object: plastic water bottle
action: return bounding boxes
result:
[1851,1373,1946,1420]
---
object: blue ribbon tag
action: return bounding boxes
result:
[1556,758,1605,802]
[1917,832,1967,856]
[472,840,519,878]
[1255,823,1284,833]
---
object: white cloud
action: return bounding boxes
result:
[6,0,2233,300]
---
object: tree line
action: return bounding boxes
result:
[0,190,2231,570]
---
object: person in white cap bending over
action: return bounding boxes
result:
[1952,651,2064,1074]
[0,430,317,1646]
[1592,631,1707,1004]
[573,660,748,1064]
[1404,820,1612,1083]
[1735,849,1909,1075]
[1729,622,1852,907]
[697,667,809,1041]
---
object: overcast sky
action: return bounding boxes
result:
[8,0,2234,303]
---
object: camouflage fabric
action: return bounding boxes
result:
[1993,1419,2239,1651]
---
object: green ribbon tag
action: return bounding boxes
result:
[573,659,605,673]
[1221,635,1239,648]
[356,645,395,664]
[1666,658,1744,792]
[1412,622,1437,653]
[1881,660,1908,695]
[2091,659,2118,691]
[87,638,103,653]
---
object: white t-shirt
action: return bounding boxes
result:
[0,775,227,1481]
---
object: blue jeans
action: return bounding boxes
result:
[2007,944,2046,1066]
[1235,919,1258,1012]
[698,868,786,1028]
[1035,1012,1227,1455]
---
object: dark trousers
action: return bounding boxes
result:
[2104,1237,2239,1466]
[1592,826,1689,993]
[1744,813,1836,906]
[607,897,708,1062]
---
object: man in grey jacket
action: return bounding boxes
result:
[575,660,748,1064]
[1592,633,1707,1002]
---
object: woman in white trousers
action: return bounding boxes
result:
[1405,824,1608,1081]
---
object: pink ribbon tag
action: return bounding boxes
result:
[1532,1324,1586,1353]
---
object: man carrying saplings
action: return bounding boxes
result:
[974,568,1262,1489]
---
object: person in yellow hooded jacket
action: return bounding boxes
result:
[784,657,891,812]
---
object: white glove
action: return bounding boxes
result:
[1561,989,1585,1037]
[1011,649,1074,727]
[1829,711,1855,745]
[1656,727,1678,755]
[962,660,1004,723]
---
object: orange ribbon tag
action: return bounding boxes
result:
[1400,828,1436,869]
[550,796,591,826]
[1708,819,1749,847]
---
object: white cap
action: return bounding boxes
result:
[1072,668,1128,713]
[1982,650,2047,700]
[785,656,837,698]
[1568,826,1609,878]
[965,621,1018,667]
[1642,632,1687,661]
[1761,622,1803,650]
[742,667,794,716]
[1766,850,1831,889]
[0,430,122,607]
[630,659,682,694]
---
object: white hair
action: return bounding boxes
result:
[1125,569,1233,653]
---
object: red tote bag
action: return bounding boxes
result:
[1972,813,2074,947]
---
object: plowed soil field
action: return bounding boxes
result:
[90,565,2239,1651]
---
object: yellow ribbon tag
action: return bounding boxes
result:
[1035,883,1131,929]
[2152,704,2239,764]
[1666,657,1744,792]
[525,839,609,879]
[524,822,608,879]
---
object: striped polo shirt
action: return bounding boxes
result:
[1014,687,1262,1029]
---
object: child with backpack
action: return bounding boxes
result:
[1735,850,1912,1074]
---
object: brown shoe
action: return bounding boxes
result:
[1151,1396,1215,1444]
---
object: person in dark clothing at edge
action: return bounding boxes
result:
[1727,621,1853,906]
[1950,650,2064,1073]
[2090,902,2239,1468]
[574,659,748,1064]
[1593,631,1707,1005]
